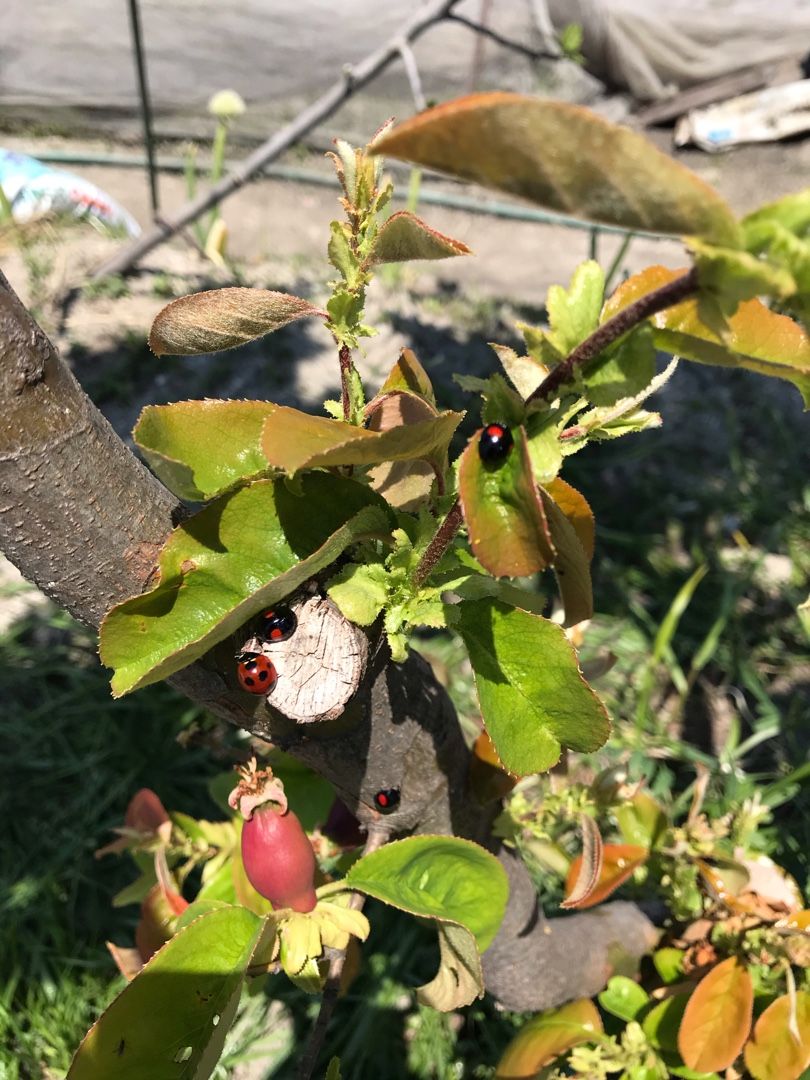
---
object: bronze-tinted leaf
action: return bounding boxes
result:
[366,211,471,265]
[496,998,603,1078]
[377,347,436,404]
[372,93,739,245]
[563,843,648,910]
[365,390,442,509]
[677,956,753,1072]
[458,426,555,578]
[261,403,462,475]
[540,487,593,626]
[744,991,810,1080]
[149,287,325,357]
[561,815,604,909]
[604,266,810,406]
[543,478,595,560]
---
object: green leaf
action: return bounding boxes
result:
[134,400,274,501]
[365,211,471,265]
[260,404,462,475]
[546,260,605,355]
[372,93,740,245]
[524,415,563,485]
[326,562,388,626]
[615,791,668,849]
[743,188,810,240]
[604,266,810,407]
[643,992,689,1052]
[688,238,796,308]
[67,907,262,1079]
[583,323,656,408]
[149,288,323,357]
[416,922,485,1012]
[539,487,593,626]
[455,598,611,774]
[573,358,678,444]
[490,343,549,400]
[598,975,650,1022]
[344,835,508,952]
[174,899,231,932]
[458,425,555,578]
[652,947,686,986]
[100,475,390,696]
[496,998,603,1078]
[328,221,361,287]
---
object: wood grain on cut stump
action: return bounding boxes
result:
[243,594,368,724]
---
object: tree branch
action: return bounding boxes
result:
[92,0,464,279]
[526,267,699,405]
[447,11,561,61]
[0,273,658,1013]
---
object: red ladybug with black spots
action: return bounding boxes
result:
[236,652,278,694]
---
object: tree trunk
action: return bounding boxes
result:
[0,268,655,1011]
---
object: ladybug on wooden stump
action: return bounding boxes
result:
[259,605,297,643]
[478,422,513,463]
[237,653,278,695]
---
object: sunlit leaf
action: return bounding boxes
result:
[372,93,739,245]
[598,975,650,1022]
[544,478,595,561]
[744,991,810,1080]
[149,288,324,357]
[546,261,604,355]
[135,400,275,501]
[345,835,508,952]
[561,814,603,909]
[364,390,443,509]
[495,998,603,1078]
[677,957,753,1072]
[615,790,668,849]
[604,266,810,406]
[366,210,471,265]
[456,598,611,775]
[261,404,462,475]
[458,426,554,577]
[564,843,648,910]
[100,476,389,696]
[68,907,262,1079]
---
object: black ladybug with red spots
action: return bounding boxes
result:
[478,422,513,463]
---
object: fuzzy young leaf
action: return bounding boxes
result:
[688,238,796,309]
[149,288,323,357]
[372,92,740,245]
[491,343,549,399]
[547,260,605,355]
[677,957,753,1073]
[100,475,389,696]
[327,562,388,626]
[261,404,462,475]
[377,348,436,405]
[604,266,810,406]
[458,426,555,578]
[365,211,471,265]
[496,999,604,1079]
[67,907,262,1080]
[134,400,274,501]
[328,221,361,287]
[456,598,611,774]
[345,835,508,952]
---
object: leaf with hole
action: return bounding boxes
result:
[495,998,603,1078]
[67,906,262,1079]
[677,957,753,1073]
[455,598,611,775]
[458,425,554,578]
[100,474,390,696]
[604,266,810,406]
[149,288,324,356]
[372,93,739,245]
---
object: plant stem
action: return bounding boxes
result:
[339,344,354,422]
[411,497,463,591]
[297,825,389,1080]
[526,267,699,406]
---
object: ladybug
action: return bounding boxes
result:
[236,653,278,695]
[258,604,297,643]
[373,788,400,813]
[478,422,513,463]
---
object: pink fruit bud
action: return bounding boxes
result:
[241,804,317,912]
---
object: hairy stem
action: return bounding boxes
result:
[297,825,390,1080]
[410,497,463,590]
[338,343,354,422]
[526,267,699,405]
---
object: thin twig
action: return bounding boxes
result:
[448,10,561,62]
[297,825,390,1080]
[94,0,463,278]
[411,497,464,591]
[397,39,428,113]
[526,267,700,405]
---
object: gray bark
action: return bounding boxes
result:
[0,268,656,1011]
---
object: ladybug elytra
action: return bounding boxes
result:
[259,605,297,643]
[374,788,400,813]
[236,653,278,695]
[478,422,513,463]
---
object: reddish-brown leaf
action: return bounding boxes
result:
[744,991,810,1080]
[372,93,739,244]
[563,843,648,910]
[366,210,471,265]
[677,956,753,1072]
[561,815,604,909]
